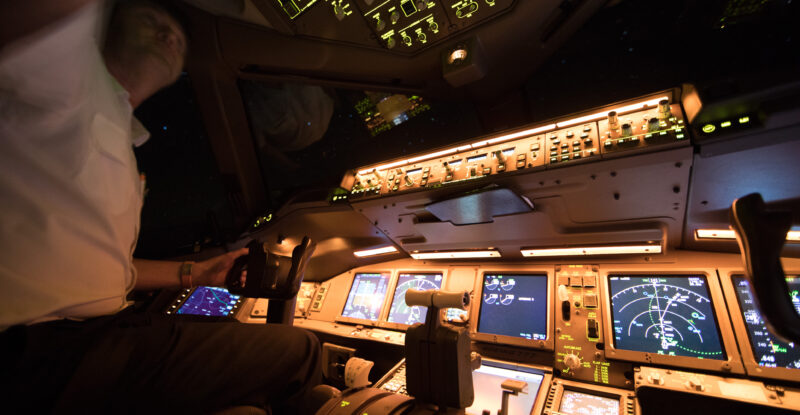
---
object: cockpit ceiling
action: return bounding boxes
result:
[182,0,605,98]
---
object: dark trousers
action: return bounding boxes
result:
[0,309,321,414]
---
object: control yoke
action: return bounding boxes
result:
[225,236,315,324]
[730,193,800,343]
[405,289,476,411]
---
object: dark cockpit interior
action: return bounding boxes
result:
[128,0,800,413]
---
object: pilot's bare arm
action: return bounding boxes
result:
[132,248,249,290]
[0,0,96,49]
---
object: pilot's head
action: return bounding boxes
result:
[103,0,188,107]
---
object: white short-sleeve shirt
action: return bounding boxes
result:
[0,3,146,329]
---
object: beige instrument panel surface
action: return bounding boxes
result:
[287,253,800,391]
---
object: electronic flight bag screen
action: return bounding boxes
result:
[387,273,443,325]
[733,275,800,369]
[176,286,241,317]
[477,274,548,340]
[341,272,391,321]
[608,275,725,360]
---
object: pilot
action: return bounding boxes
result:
[0,1,320,413]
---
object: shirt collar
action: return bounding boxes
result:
[110,76,151,148]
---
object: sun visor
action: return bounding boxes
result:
[425,187,533,225]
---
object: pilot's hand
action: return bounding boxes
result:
[192,248,249,287]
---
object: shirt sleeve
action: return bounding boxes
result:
[0,2,103,112]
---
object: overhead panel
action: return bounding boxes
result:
[267,0,517,53]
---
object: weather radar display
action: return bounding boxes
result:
[609,275,725,360]
[177,286,241,317]
[387,273,443,325]
[733,276,800,369]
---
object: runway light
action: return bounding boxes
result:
[353,246,399,257]
[520,244,662,257]
[410,250,501,259]
[696,229,800,242]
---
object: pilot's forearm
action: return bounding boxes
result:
[132,258,183,290]
[132,248,249,291]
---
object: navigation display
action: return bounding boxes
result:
[609,275,725,360]
[341,272,391,321]
[176,286,241,316]
[387,273,443,325]
[477,274,548,340]
[559,390,619,415]
[733,276,800,369]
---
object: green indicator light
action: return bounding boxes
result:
[676,134,685,139]
[721,121,732,128]
[702,124,716,133]
[739,116,750,124]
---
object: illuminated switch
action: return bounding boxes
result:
[558,276,570,286]
[561,149,569,154]
[550,145,558,151]
[550,157,558,163]
[584,294,598,308]
[497,163,506,172]
[550,151,558,157]
[582,276,596,287]
[583,125,591,132]
[531,143,540,151]
[604,140,613,147]
[573,146,581,152]
[580,132,589,139]
[572,153,581,160]
[561,142,569,148]
[566,131,574,138]
[482,167,491,175]
[561,155,569,161]
[517,154,526,161]
[572,140,580,146]
[570,277,583,287]
[552,139,560,145]
[516,161,525,168]
[550,134,558,140]
[584,138,593,145]
[587,318,599,338]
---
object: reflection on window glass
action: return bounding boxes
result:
[238,79,482,199]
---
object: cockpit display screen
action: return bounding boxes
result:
[176,286,241,317]
[341,272,391,321]
[387,273,443,325]
[477,274,548,340]
[733,276,800,369]
[559,390,619,415]
[609,275,725,360]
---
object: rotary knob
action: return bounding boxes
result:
[621,123,633,137]
[564,354,582,370]
[416,0,428,11]
[376,18,386,31]
[658,99,672,120]
[385,36,396,49]
[607,111,619,130]
[648,117,660,132]
[390,11,400,24]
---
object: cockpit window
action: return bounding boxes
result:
[238,78,484,197]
